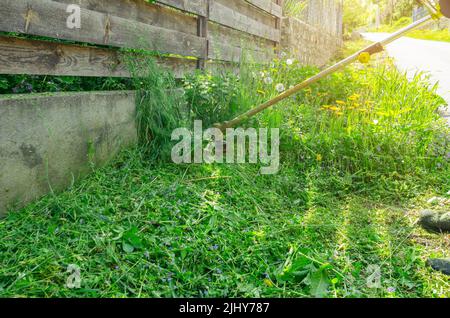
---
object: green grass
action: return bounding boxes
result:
[0,149,448,298]
[0,54,449,298]
[370,16,450,42]
[407,29,450,42]
[338,39,372,58]
[372,17,414,33]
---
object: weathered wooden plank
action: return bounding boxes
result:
[0,0,206,58]
[0,36,197,78]
[54,0,198,36]
[209,40,272,63]
[206,61,240,75]
[245,0,282,18]
[209,0,280,42]
[157,0,207,16]
[209,21,275,55]
[218,0,276,27]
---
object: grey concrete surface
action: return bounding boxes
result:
[362,32,450,124]
[0,91,137,216]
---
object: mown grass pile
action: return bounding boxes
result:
[0,52,449,298]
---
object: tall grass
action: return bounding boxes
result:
[125,54,187,161]
[302,65,449,175]
[183,71,245,128]
[232,53,449,189]
[123,46,448,192]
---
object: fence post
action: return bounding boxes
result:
[197,0,210,70]
[275,0,283,56]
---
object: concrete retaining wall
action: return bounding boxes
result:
[0,91,137,216]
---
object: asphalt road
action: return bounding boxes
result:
[362,32,450,123]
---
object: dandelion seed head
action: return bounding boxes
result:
[264,77,273,85]
[275,83,285,92]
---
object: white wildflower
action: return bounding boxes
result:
[275,83,285,92]
[264,77,273,85]
[373,119,379,125]
[286,59,294,66]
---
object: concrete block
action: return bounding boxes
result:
[0,91,137,216]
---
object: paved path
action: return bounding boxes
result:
[362,32,450,124]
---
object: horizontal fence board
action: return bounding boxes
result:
[0,0,282,78]
[209,22,274,59]
[209,1,280,42]
[206,61,240,75]
[0,36,197,78]
[158,0,207,16]
[208,40,270,63]
[218,0,276,27]
[208,40,242,63]
[0,0,206,58]
[246,0,282,18]
[54,0,199,36]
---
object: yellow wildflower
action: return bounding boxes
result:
[336,100,346,105]
[358,52,371,64]
[348,94,361,101]
[263,279,274,287]
[329,106,340,111]
[316,154,323,162]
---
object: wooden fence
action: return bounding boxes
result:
[299,0,343,39]
[0,0,283,78]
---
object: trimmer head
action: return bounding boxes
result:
[441,0,450,18]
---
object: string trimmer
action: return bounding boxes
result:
[214,0,450,131]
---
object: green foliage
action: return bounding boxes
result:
[183,72,244,127]
[283,0,308,19]
[407,28,450,42]
[125,54,187,161]
[0,74,132,94]
[122,227,144,253]
[286,62,449,179]
[372,16,413,32]
[343,0,371,32]
[229,52,449,186]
